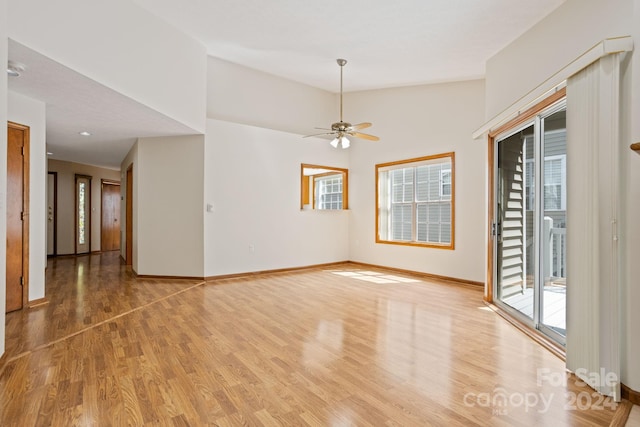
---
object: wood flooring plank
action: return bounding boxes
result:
[0,252,621,425]
[253,408,283,427]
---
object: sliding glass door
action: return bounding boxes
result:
[496,122,535,320]
[494,100,566,344]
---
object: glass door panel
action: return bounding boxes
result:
[540,108,567,339]
[497,123,535,319]
[494,99,567,345]
[76,175,91,254]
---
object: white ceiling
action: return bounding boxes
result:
[7,0,566,169]
[8,40,197,170]
[132,0,566,91]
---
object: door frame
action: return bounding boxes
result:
[486,88,566,303]
[7,121,30,311]
[74,174,92,254]
[125,164,133,266]
[486,89,567,353]
[100,179,121,252]
[47,171,58,256]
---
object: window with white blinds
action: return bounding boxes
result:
[315,175,343,210]
[525,154,566,211]
[544,156,565,210]
[376,153,454,249]
[301,164,348,210]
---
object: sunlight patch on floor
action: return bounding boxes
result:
[329,270,422,284]
[627,405,640,427]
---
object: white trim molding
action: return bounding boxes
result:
[473,36,633,140]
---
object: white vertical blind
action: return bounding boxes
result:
[566,53,621,399]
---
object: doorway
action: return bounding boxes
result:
[125,165,133,266]
[101,180,121,251]
[493,98,567,344]
[47,172,57,256]
[6,122,30,313]
[75,174,92,254]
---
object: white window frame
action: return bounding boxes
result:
[315,174,343,210]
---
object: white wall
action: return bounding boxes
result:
[207,57,336,136]
[204,119,350,276]
[485,0,640,392]
[345,80,487,283]
[136,135,204,277]
[485,0,633,119]
[8,0,207,133]
[8,91,46,301]
[1,0,9,355]
[47,159,120,254]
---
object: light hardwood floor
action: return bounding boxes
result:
[1,252,620,426]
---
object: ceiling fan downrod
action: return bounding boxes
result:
[301,58,379,143]
[337,58,347,123]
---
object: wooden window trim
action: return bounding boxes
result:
[490,88,566,139]
[375,152,455,250]
[300,163,349,210]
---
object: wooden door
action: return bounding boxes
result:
[101,181,121,251]
[75,175,92,254]
[6,122,29,313]
[47,172,57,256]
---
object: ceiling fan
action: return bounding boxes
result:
[304,58,379,149]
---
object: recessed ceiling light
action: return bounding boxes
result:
[79,131,91,136]
[7,60,25,77]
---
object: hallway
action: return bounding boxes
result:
[0,253,619,425]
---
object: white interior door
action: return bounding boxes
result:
[47,173,56,255]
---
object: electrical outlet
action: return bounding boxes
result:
[249,244,255,252]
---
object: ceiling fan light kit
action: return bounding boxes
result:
[330,135,350,149]
[304,58,379,148]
